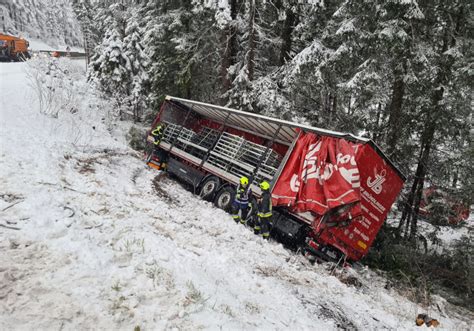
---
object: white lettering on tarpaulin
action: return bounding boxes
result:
[301,142,323,182]
[367,168,387,194]
[340,167,360,188]
[353,227,370,241]
[359,216,371,229]
[369,211,380,222]
[290,173,300,192]
[336,152,357,166]
[360,232,369,241]
[360,220,369,229]
[361,188,386,214]
[297,141,360,189]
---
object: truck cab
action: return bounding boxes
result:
[0,34,30,61]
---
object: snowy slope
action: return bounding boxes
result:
[0,60,473,330]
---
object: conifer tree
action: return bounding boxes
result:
[123,8,150,121]
[88,3,130,118]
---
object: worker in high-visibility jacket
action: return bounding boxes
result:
[151,123,165,146]
[255,180,272,238]
[231,176,252,224]
[148,122,167,169]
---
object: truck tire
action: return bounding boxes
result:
[198,176,220,201]
[214,186,234,212]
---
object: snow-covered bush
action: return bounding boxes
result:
[26,57,85,118]
[25,56,115,148]
[126,125,147,151]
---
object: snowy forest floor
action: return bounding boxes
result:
[0,60,472,330]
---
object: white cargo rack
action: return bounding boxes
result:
[160,122,282,186]
[207,132,281,185]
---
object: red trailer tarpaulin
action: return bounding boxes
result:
[272,132,362,217]
[272,132,405,260]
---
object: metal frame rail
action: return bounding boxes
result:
[159,121,283,194]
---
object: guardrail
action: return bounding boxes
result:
[34,50,86,58]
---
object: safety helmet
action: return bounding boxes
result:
[259,181,270,191]
[240,176,249,186]
[156,123,165,131]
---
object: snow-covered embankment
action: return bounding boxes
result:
[0,60,471,330]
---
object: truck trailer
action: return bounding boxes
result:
[146,96,406,262]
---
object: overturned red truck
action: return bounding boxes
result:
[147,96,405,262]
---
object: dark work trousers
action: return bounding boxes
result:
[231,201,249,224]
[259,215,272,238]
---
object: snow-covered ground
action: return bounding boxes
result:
[0,60,472,330]
[386,216,473,254]
[417,220,472,252]
[28,38,84,53]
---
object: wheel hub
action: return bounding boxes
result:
[218,192,231,207]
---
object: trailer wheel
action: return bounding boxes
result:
[199,176,220,201]
[214,186,234,212]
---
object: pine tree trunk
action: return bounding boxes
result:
[332,92,337,118]
[220,31,232,93]
[220,0,238,96]
[246,0,256,81]
[407,143,430,239]
[373,103,383,141]
[185,77,192,99]
[408,84,445,240]
[385,70,405,155]
[398,170,418,236]
[399,84,445,241]
[279,7,296,65]
[452,171,458,188]
[397,4,464,240]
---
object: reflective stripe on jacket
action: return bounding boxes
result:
[235,184,252,204]
[258,191,272,217]
[151,125,163,137]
